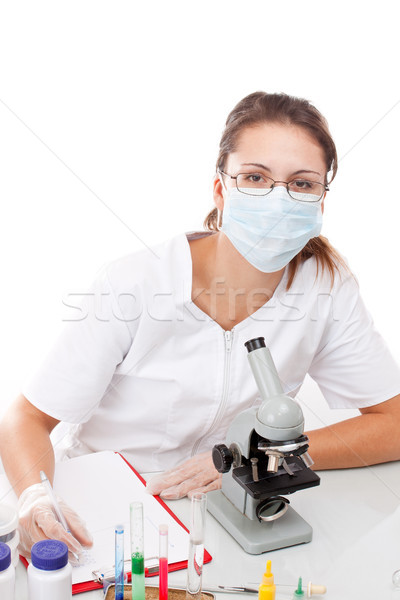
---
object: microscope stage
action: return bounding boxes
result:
[232,456,320,500]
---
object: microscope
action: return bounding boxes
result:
[207,337,320,554]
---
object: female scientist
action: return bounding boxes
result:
[1,91,400,560]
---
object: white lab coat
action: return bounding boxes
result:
[22,232,400,472]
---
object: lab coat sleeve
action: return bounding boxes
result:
[21,265,135,423]
[307,273,400,409]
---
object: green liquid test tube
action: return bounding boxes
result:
[130,502,145,600]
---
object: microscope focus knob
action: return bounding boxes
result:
[212,444,233,473]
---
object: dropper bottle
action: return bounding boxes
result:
[258,560,276,600]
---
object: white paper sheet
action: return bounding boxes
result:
[0,451,190,585]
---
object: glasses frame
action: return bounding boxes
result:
[218,170,329,202]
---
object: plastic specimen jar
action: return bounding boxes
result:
[28,539,72,600]
[0,542,15,599]
[0,504,19,567]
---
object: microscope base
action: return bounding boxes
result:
[207,490,312,554]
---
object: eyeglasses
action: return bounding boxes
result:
[218,170,329,202]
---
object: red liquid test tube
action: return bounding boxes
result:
[159,524,168,600]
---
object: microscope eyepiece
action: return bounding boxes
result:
[244,337,266,353]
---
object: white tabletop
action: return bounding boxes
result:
[15,462,400,600]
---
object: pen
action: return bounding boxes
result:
[39,470,80,563]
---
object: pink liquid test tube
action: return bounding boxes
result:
[159,524,168,600]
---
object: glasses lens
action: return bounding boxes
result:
[288,180,324,202]
[237,173,274,196]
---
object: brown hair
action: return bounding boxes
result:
[204,91,348,288]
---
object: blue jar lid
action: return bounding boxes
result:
[31,540,69,571]
[0,542,11,571]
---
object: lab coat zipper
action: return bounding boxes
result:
[191,329,234,457]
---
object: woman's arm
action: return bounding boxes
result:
[0,393,59,494]
[148,394,400,499]
[306,393,400,469]
[0,394,93,560]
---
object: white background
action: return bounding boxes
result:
[0,0,399,427]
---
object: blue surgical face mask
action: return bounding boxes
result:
[220,186,323,273]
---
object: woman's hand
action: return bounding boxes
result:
[146,451,222,500]
[18,483,93,565]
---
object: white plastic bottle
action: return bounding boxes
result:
[0,542,15,599]
[0,504,20,567]
[28,539,72,600]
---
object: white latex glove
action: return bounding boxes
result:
[17,483,93,565]
[146,451,222,500]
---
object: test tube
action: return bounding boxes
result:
[115,524,124,600]
[159,524,168,600]
[186,492,207,600]
[130,502,145,600]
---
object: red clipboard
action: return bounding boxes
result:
[20,452,212,595]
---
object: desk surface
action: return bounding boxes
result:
[14,463,400,600]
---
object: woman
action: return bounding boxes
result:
[1,91,399,560]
